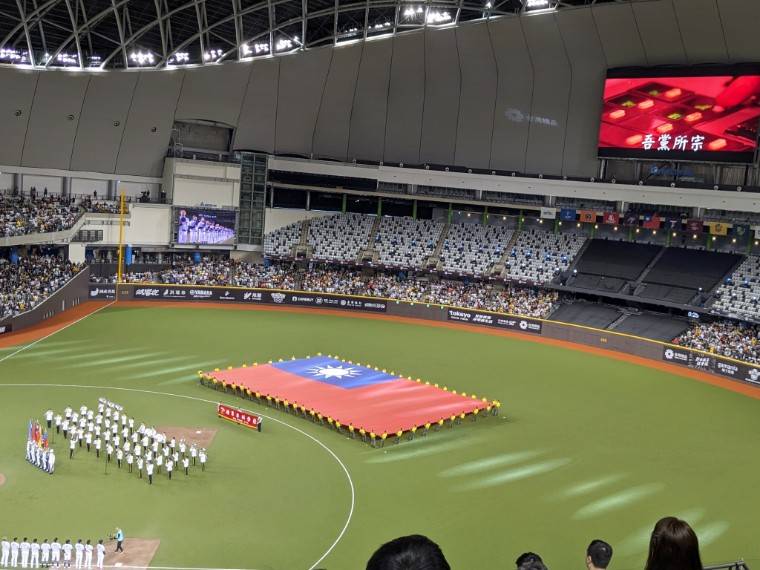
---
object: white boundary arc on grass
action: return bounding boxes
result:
[0,303,356,570]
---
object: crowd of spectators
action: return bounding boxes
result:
[672,320,760,364]
[0,255,79,320]
[98,259,559,319]
[103,260,299,291]
[301,266,559,318]
[367,516,703,570]
[0,194,81,238]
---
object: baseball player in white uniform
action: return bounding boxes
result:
[10,539,18,568]
[40,541,50,568]
[1,537,9,567]
[50,540,61,568]
[95,543,104,570]
[19,540,29,569]
[83,542,92,569]
[29,541,39,569]
[73,541,83,569]
[61,540,72,568]
[146,462,154,485]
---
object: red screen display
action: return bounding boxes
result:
[598,74,760,162]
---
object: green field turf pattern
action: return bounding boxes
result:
[1,304,760,570]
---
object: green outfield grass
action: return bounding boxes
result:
[1,303,760,570]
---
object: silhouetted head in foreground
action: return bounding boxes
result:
[367,535,451,570]
[516,552,549,570]
[645,517,703,570]
[586,540,613,570]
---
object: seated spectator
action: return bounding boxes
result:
[516,552,548,570]
[0,255,79,320]
[673,320,760,364]
[645,517,702,570]
[0,194,81,237]
[366,535,450,570]
[585,540,613,570]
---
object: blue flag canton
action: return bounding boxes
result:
[272,356,399,389]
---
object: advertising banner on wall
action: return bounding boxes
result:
[88,285,117,300]
[0,323,11,335]
[446,308,542,334]
[662,346,760,386]
[130,285,388,312]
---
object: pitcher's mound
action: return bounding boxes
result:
[104,538,160,568]
[156,426,217,448]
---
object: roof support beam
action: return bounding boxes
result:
[14,0,36,66]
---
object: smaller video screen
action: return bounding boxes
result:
[175,208,236,245]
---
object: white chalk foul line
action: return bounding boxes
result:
[0,302,116,365]
[0,383,356,570]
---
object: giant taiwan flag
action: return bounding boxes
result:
[207,356,493,435]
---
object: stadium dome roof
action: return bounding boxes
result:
[0,0,623,69]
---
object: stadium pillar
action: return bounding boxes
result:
[305,191,311,211]
[482,206,488,225]
[518,210,523,231]
[342,194,347,213]
[377,197,382,217]
[554,217,559,234]
[448,203,453,223]
[412,200,417,219]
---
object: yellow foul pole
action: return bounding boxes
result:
[116,192,126,285]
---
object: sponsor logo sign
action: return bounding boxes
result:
[88,286,116,300]
[189,289,213,299]
[134,288,160,298]
[662,347,690,365]
[162,288,187,299]
[447,309,542,334]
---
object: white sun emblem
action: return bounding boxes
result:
[308,365,360,380]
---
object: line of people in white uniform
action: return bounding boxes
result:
[47,398,209,485]
[24,441,55,474]
[0,538,106,569]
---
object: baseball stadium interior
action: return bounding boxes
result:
[2,0,760,568]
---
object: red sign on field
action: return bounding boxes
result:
[217,403,262,431]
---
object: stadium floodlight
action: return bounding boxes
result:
[167,52,190,65]
[403,6,424,18]
[524,0,556,13]
[275,38,294,51]
[0,48,29,64]
[203,48,224,62]
[426,10,452,24]
[485,1,492,7]
[129,51,155,66]
[254,42,270,54]
[241,44,252,56]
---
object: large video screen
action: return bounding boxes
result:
[598,69,760,163]
[174,208,236,245]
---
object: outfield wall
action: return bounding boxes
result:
[105,282,760,389]
[0,268,91,335]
